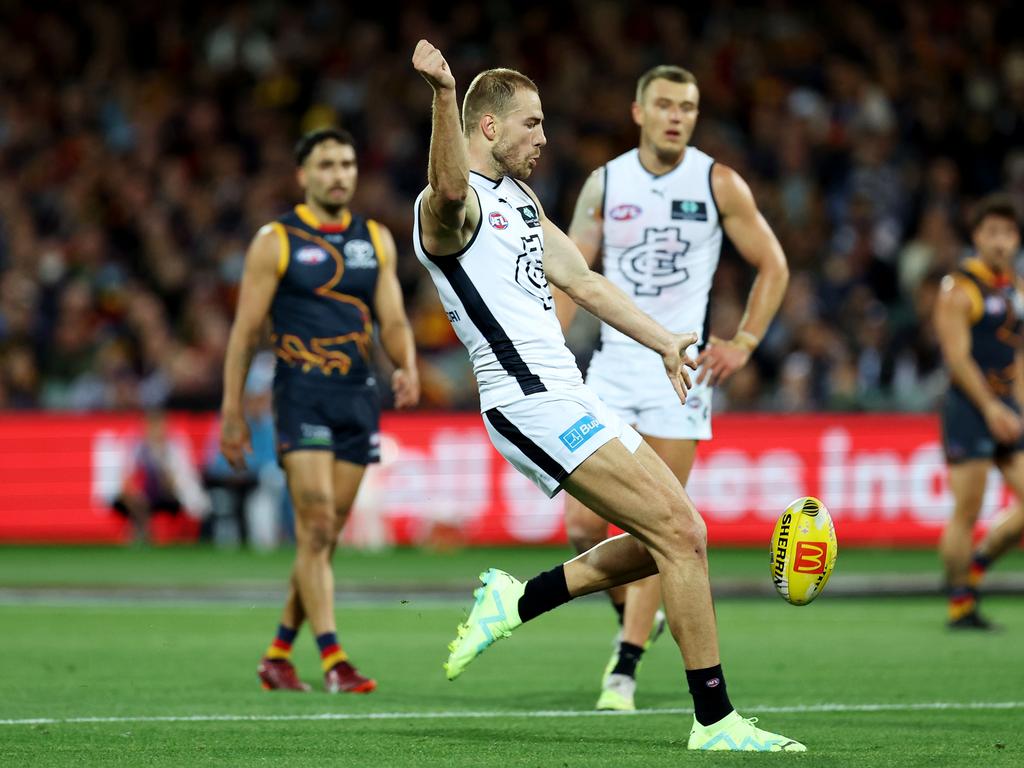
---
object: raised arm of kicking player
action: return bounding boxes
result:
[412,39,481,257]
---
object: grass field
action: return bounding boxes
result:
[3,546,1023,767]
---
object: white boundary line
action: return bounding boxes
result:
[2,700,1022,726]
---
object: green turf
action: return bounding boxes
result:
[3,595,1023,767]
[3,545,1021,588]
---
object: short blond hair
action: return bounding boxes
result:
[635,65,698,103]
[462,68,539,137]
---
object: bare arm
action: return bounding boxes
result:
[698,164,789,385]
[220,225,281,469]
[372,223,420,409]
[555,168,605,331]
[935,276,1022,443]
[531,188,696,403]
[412,39,480,256]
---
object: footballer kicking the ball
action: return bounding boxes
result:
[412,39,805,752]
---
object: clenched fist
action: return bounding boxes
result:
[412,39,455,92]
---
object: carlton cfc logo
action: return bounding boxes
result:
[488,211,509,230]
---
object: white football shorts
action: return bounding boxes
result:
[586,341,713,441]
[482,384,643,498]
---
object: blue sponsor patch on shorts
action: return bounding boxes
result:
[559,414,605,452]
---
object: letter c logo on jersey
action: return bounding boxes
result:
[488,211,509,230]
[619,226,691,296]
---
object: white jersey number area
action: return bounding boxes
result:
[413,171,583,412]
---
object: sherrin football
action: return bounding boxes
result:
[770,496,837,605]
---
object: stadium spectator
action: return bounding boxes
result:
[2,1,1023,413]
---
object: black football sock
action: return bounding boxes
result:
[611,641,644,678]
[517,565,571,622]
[686,664,734,726]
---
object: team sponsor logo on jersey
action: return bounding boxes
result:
[343,238,377,268]
[559,414,605,452]
[295,246,329,265]
[299,423,332,446]
[517,204,541,228]
[671,200,708,221]
[609,203,642,221]
[515,234,553,309]
[618,227,691,296]
[488,211,509,230]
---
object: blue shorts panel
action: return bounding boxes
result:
[274,383,381,465]
[941,389,1024,464]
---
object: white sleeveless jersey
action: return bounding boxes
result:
[413,171,583,411]
[599,146,722,348]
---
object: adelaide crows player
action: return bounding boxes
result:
[221,128,419,691]
[935,194,1024,629]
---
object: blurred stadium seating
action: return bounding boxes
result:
[1,1,1024,545]
[3,1,1023,414]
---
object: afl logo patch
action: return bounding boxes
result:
[985,295,1006,315]
[609,204,642,221]
[488,211,509,230]
[343,239,377,268]
[295,246,329,265]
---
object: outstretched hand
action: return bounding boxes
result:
[662,331,700,404]
[412,39,456,92]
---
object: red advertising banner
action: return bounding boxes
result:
[0,412,1009,546]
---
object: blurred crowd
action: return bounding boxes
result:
[2,0,1023,414]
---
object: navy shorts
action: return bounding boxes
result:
[941,388,1024,464]
[274,382,381,465]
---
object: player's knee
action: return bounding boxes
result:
[298,514,336,554]
[649,496,706,560]
[952,494,984,523]
[294,494,336,555]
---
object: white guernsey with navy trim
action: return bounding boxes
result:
[413,170,583,411]
[585,146,723,441]
[414,171,641,496]
[599,146,722,350]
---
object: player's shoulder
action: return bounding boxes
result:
[937,269,980,314]
[606,147,641,172]
[507,176,542,209]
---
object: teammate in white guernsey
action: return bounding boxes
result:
[560,66,789,711]
[412,40,804,752]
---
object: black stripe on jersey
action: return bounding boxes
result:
[417,192,547,396]
[698,298,712,354]
[707,161,720,220]
[600,165,608,220]
[485,408,568,483]
[470,170,503,189]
